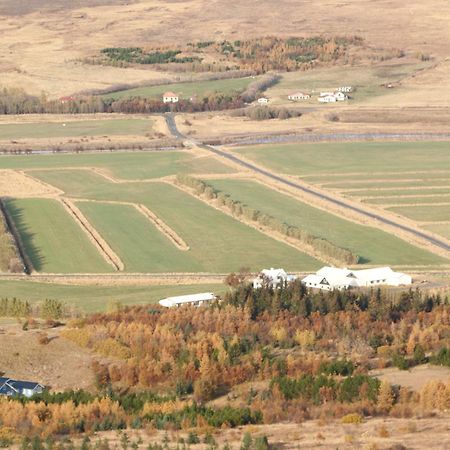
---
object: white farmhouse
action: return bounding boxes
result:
[318,93,337,103]
[159,292,216,308]
[334,91,347,101]
[288,92,310,101]
[257,97,269,104]
[163,91,179,103]
[253,268,297,289]
[302,266,412,291]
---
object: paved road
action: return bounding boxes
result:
[165,113,450,253]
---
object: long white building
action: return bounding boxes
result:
[302,266,412,291]
[159,292,216,308]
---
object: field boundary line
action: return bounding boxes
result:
[367,202,450,208]
[0,198,32,274]
[134,204,190,251]
[59,198,124,271]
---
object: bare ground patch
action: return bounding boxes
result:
[0,169,61,197]
[60,198,124,271]
[0,322,95,391]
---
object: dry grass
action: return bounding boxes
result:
[0,322,95,391]
[0,170,61,197]
[1,0,450,96]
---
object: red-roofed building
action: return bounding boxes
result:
[163,92,179,103]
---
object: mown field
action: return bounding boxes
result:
[0,151,234,179]
[234,141,450,237]
[103,77,254,100]
[3,198,111,273]
[0,118,153,139]
[208,179,447,265]
[0,280,227,312]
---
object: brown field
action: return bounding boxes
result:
[0,321,95,391]
[68,415,450,449]
[0,169,61,197]
[1,0,450,97]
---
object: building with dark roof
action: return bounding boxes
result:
[0,377,44,398]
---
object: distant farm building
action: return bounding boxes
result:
[318,91,347,103]
[257,97,269,104]
[302,266,412,291]
[337,86,352,93]
[253,268,297,289]
[0,377,44,398]
[59,96,74,104]
[159,292,216,308]
[288,92,310,101]
[163,92,179,103]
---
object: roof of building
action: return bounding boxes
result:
[289,92,309,96]
[159,292,216,308]
[0,377,44,393]
[163,91,178,97]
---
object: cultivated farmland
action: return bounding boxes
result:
[0,118,154,140]
[3,198,111,273]
[207,179,446,265]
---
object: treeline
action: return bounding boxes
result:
[176,174,359,264]
[0,297,66,319]
[100,48,200,65]
[0,211,21,272]
[232,105,301,121]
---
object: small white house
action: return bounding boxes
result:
[288,92,310,101]
[163,91,179,103]
[253,268,297,289]
[337,86,352,93]
[159,292,216,308]
[302,266,412,291]
[334,91,347,101]
[257,97,269,104]
[318,94,337,103]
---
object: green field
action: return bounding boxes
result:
[0,119,154,139]
[0,151,234,179]
[424,224,450,240]
[0,280,227,313]
[324,179,450,189]
[343,188,450,198]
[10,168,321,272]
[4,199,112,273]
[388,205,450,222]
[104,77,253,100]
[77,202,199,272]
[234,141,450,176]
[207,179,447,265]
[365,196,450,205]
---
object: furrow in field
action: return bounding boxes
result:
[59,198,124,271]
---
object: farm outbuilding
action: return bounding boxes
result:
[253,268,297,289]
[302,266,412,291]
[159,292,216,308]
[288,92,310,101]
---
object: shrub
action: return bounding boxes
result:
[341,413,363,424]
[187,432,200,444]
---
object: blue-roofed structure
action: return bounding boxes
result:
[0,377,44,397]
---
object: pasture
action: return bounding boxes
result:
[3,198,111,273]
[0,118,153,140]
[388,205,450,222]
[208,179,447,265]
[424,224,450,240]
[0,150,235,179]
[0,280,227,312]
[104,77,253,100]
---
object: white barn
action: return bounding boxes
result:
[159,292,216,308]
[288,92,310,101]
[163,91,179,103]
[318,94,337,103]
[253,268,297,289]
[302,267,412,291]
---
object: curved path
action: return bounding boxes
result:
[165,114,450,253]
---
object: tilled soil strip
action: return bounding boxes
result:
[60,198,124,271]
[134,204,190,251]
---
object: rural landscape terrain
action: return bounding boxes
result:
[0,0,450,448]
